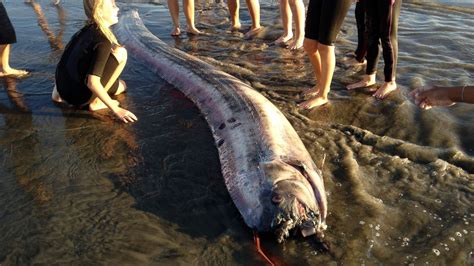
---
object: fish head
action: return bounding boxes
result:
[262,159,326,243]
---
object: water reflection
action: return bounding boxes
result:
[25,0,66,51]
[0,78,53,204]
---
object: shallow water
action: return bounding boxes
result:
[0,0,472,265]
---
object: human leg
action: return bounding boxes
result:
[104,47,127,94]
[286,0,305,50]
[373,0,401,98]
[51,84,64,103]
[167,0,181,36]
[302,39,321,96]
[300,0,351,108]
[316,44,336,96]
[227,0,241,31]
[183,0,202,34]
[300,0,322,96]
[0,2,23,76]
[244,0,262,38]
[347,0,379,90]
[365,0,380,77]
[299,43,334,109]
[354,0,368,63]
[89,47,127,111]
[379,0,400,82]
[346,73,376,90]
[0,44,28,77]
[275,0,293,45]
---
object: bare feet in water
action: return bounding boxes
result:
[346,74,376,90]
[0,67,29,78]
[298,91,328,110]
[274,33,293,45]
[345,57,366,67]
[230,22,241,32]
[171,27,181,36]
[373,81,397,99]
[301,85,320,97]
[51,85,64,103]
[286,37,304,50]
[244,27,263,39]
[171,26,202,36]
[186,26,202,35]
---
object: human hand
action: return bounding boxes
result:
[410,85,455,110]
[114,107,137,123]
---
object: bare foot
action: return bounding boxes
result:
[301,86,320,97]
[51,85,64,103]
[171,27,181,36]
[345,57,366,66]
[89,98,119,111]
[0,68,29,78]
[287,38,304,50]
[373,81,397,99]
[229,23,241,32]
[186,26,202,35]
[274,33,293,45]
[114,80,127,95]
[298,94,328,110]
[244,27,263,39]
[346,74,376,90]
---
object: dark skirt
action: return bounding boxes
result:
[0,3,17,45]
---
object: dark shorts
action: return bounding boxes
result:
[305,0,351,46]
[0,3,17,45]
[57,54,120,106]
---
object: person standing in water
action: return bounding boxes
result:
[346,0,402,99]
[227,0,262,39]
[0,2,28,77]
[351,0,368,65]
[52,0,137,123]
[298,0,352,109]
[274,0,305,50]
[167,0,202,36]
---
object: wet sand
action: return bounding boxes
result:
[0,0,472,264]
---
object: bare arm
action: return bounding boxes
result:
[410,85,474,110]
[87,75,137,123]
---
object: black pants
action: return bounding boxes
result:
[366,0,401,82]
[354,0,368,63]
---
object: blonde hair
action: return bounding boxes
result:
[83,0,119,46]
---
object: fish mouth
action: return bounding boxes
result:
[271,195,321,243]
[261,158,327,242]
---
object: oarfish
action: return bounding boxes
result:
[116,11,327,242]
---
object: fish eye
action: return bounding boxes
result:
[272,194,283,204]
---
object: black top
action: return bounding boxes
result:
[0,3,17,45]
[55,24,113,105]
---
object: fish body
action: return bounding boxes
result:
[116,11,327,241]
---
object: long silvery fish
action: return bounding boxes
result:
[115,11,327,242]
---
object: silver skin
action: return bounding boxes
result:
[115,11,327,242]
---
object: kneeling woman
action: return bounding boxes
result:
[52,0,137,123]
